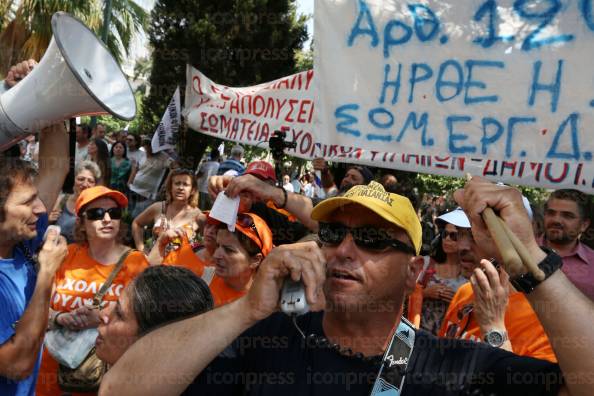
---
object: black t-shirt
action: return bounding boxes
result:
[250,201,310,245]
[183,312,563,396]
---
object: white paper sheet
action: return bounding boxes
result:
[209,193,240,232]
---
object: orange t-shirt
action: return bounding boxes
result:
[36,244,149,396]
[406,283,424,328]
[438,283,557,363]
[162,241,247,306]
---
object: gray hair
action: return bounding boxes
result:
[231,145,244,158]
[75,160,102,181]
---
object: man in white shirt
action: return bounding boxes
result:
[128,138,171,217]
[282,174,294,193]
[126,134,146,169]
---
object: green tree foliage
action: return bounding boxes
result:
[133,55,152,96]
[80,91,144,136]
[0,0,147,75]
[414,173,466,198]
[413,173,549,207]
[294,47,312,72]
[142,0,308,167]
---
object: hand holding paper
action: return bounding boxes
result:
[210,193,240,232]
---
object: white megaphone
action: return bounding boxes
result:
[0,11,136,151]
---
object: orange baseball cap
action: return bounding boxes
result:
[75,186,128,216]
[207,212,274,256]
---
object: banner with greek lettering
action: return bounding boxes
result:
[184,66,315,151]
[315,0,594,169]
[152,87,181,153]
[184,65,594,192]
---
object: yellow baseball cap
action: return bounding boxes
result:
[311,181,422,254]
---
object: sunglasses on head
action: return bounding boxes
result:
[236,213,263,248]
[318,222,416,255]
[84,207,123,221]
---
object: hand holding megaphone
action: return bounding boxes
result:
[5,59,37,88]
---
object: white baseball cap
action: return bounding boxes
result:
[436,208,471,228]
[437,194,533,229]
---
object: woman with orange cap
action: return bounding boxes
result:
[148,213,273,306]
[36,186,149,396]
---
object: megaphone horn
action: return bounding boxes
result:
[0,11,136,151]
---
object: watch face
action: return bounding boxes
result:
[486,331,505,347]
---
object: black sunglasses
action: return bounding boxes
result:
[84,207,123,221]
[318,222,416,255]
[442,230,458,241]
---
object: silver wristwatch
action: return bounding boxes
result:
[483,329,508,347]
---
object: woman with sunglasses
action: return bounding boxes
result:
[132,168,201,253]
[36,186,149,396]
[148,213,273,306]
[48,160,101,243]
[417,216,467,335]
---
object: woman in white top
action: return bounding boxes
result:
[131,168,202,253]
[419,220,467,335]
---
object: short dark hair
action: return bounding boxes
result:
[346,165,374,184]
[127,133,140,147]
[130,266,214,335]
[546,189,591,220]
[0,157,37,222]
[80,123,93,139]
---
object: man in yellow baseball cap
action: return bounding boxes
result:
[311,181,422,255]
[104,179,578,396]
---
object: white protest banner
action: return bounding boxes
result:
[315,0,594,168]
[184,66,315,150]
[184,65,594,192]
[152,87,181,153]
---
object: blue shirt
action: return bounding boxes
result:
[0,214,48,396]
[217,159,245,176]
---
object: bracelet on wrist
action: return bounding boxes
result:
[52,311,66,328]
[510,247,562,294]
[277,186,288,209]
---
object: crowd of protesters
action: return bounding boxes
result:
[2,60,594,396]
